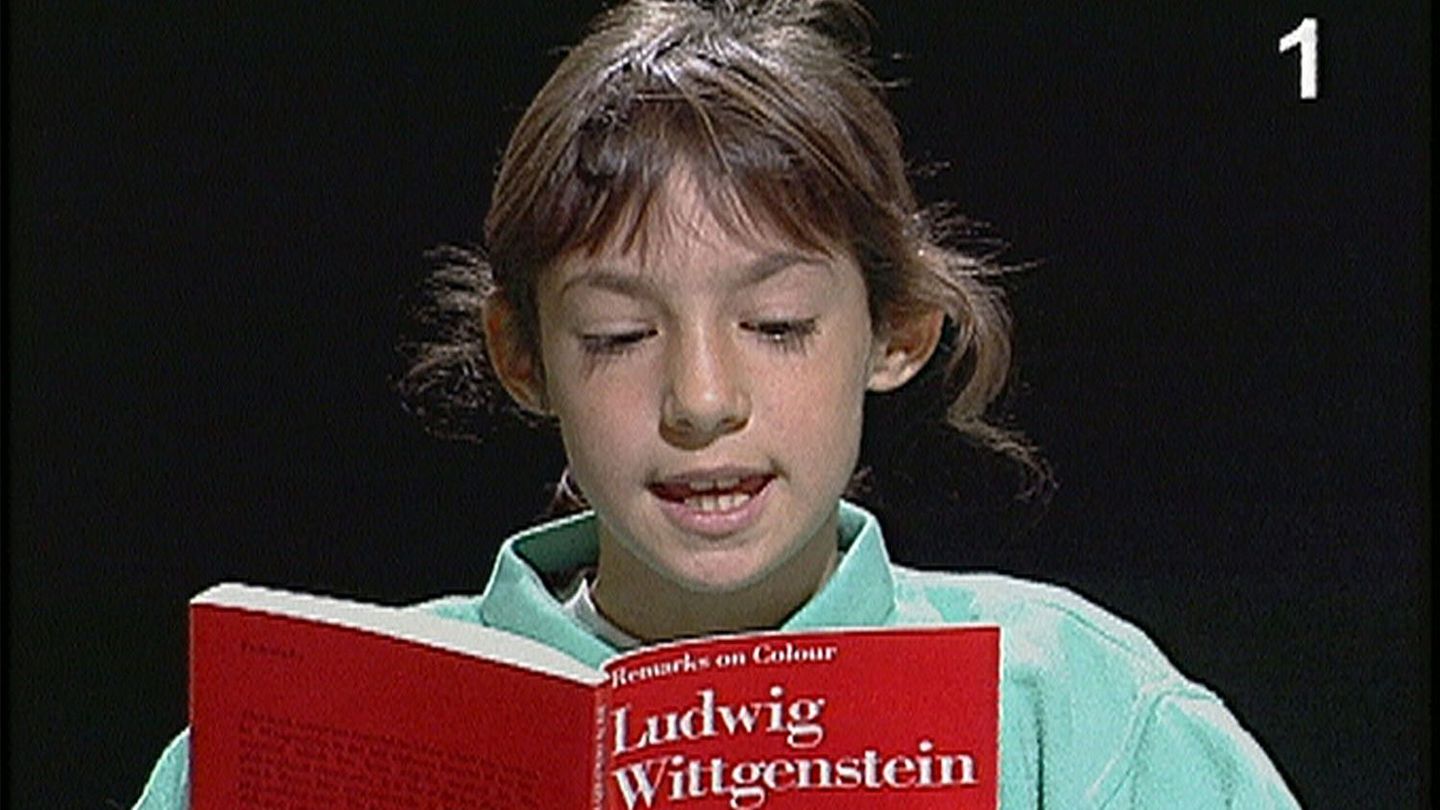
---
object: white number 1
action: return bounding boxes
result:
[1278,18,1320,100]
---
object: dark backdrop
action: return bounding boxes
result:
[9,2,1428,807]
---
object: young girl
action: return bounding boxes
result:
[136,1,1300,806]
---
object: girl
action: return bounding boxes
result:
[136,1,1300,806]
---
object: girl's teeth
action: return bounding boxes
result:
[683,492,752,512]
[677,477,747,499]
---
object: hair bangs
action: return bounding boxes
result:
[546,95,862,273]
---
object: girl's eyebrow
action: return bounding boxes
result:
[559,251,832,301]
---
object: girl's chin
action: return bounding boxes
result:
[650,555,775,595]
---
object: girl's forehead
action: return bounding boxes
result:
[540,188,859,305]
[545,233,846,302]
[557,166,848,276]
[546,234,849,303]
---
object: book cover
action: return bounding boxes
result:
[189,583,1000,809]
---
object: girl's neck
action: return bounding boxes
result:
[589,513,840,643]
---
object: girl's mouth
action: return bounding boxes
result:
[648,473,774,535]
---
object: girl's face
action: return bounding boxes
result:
[532,171,883,595]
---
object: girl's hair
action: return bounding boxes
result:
[399,0,1046,493]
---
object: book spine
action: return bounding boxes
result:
[591,684,611,810]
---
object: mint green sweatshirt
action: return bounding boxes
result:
[135,502,1301,808]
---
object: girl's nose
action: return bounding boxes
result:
[660,327,751,447]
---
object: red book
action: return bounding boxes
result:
[190,582,1000,809]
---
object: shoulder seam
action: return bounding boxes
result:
[1086,683,1218,808]
[900,569,1176,680]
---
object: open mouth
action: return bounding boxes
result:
[648,474,773,514]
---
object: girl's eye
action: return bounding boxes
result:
[579,329,656,357]
[743,318,818,352]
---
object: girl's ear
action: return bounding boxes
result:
[483,299,549,414]
[867,307,945,392]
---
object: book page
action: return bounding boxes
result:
[196,582,606,685]
[190,602,601,809]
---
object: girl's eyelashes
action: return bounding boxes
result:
[579,328,657,357]
[575,318,819,358]
[742,317,819,353]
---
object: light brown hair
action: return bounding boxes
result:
[399,0,1043,488]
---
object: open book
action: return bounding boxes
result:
[190,582,1000,809]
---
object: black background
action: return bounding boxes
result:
[9,2,1429,807]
